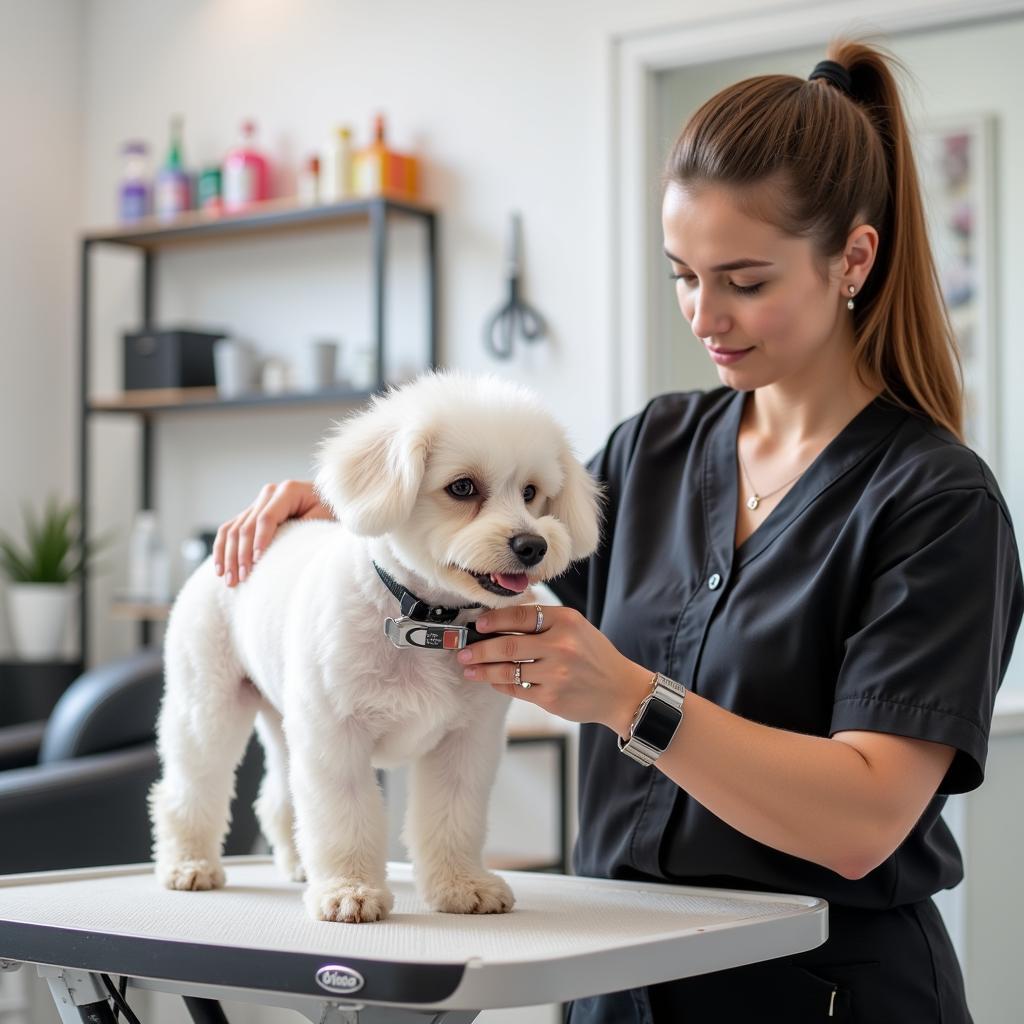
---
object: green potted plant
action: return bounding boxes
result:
[0,496,108,661]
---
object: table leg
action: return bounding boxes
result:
[184,995,230,1024]
[39,967,117,1024]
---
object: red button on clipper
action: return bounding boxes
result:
[442,630,462,650]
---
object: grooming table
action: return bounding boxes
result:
[0,856,827,1023]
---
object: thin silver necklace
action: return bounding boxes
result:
[736,444,814,511]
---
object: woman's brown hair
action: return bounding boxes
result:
[662,37,965,441]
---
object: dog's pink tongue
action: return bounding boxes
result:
[494,572,529,593]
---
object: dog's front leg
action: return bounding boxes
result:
[404,698,515,914]
[286,713,394,923]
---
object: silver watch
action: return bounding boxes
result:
[617,672,686,766]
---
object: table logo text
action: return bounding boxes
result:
[315,965,365,995]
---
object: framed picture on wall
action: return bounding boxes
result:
[914,113,999,472]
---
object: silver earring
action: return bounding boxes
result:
[847,284,856,311]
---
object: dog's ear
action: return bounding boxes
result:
[548,445,605,560]
[313,398,429,537]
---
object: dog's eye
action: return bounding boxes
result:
[523,485,537,503]
[446,478,477,499]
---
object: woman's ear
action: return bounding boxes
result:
[313,399,429,537]
[548,445,605,560]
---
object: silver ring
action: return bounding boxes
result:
[513,661,532,689]
[534,604,544,633]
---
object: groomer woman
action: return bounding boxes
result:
[214,39,1023,1023]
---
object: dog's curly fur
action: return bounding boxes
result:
[149,369,604,922]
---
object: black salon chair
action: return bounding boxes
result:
[0,648,263,874]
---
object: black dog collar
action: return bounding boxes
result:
[373,561,482,624]
[374,561,489,651]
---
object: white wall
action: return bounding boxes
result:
[0,0,83,656]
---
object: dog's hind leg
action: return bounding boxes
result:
[254,708,304,882]
[149,632,261,891]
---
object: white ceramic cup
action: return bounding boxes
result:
[303,339,339,391]
[260,357,288,395]
[213,339,259,398]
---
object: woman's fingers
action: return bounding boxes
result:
[215,480,330,587]
[471,604,558,637]
[212,522,229,577]
[213,513,245,581]
[221,515,242,586]
[252,480,321,558]
[233,483,283,583]
[215,483,277,586]
[234,507,264,582]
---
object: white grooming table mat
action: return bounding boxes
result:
[0,856,827,1010]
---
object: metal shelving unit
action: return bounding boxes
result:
[77,195,439,662]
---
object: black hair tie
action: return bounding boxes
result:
[808,59,852,97]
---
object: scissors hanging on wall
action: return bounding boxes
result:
[484,211,547,360]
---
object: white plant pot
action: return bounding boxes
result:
[6,582,75,661]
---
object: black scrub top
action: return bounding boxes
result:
[547,385,1023,910]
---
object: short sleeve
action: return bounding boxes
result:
[545,400,655,622]
[831,486,1024,794]
[543,446,603,615]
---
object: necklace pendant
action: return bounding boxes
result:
[747,495,760,510]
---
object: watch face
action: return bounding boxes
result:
[633,697,682,750]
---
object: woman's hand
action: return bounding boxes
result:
[457,603,655,734]
[213,479,333,586]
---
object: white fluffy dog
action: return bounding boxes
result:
[149,369,602,923]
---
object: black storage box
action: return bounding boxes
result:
[123,328,224,390]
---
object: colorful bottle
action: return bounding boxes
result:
[353,114,389,198]
[298,154,320,205]
[197,166,223,212]
[127,509,169,602]
[352,113,419,200]
[154,116,190,220]
[222,119,271,212]
[320,126,353,203]
[118,141,151,222]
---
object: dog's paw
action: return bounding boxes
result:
[304,880,394,923]
[157,859,225,891]
[425,872,515,915]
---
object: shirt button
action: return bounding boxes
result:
[708,573,722,590]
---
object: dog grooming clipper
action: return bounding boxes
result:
[384,616,486,650]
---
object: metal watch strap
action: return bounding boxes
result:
[617,672,686,766]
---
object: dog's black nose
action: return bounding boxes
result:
[509,533,547,567]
